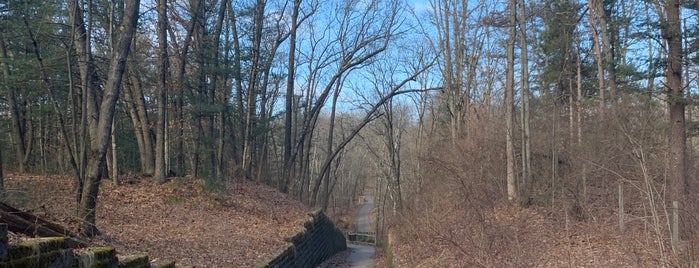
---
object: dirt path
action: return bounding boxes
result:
[344,191,376,267]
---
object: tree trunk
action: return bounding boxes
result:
[123,79,148,173]
[242,0,266,180]
[662,0,686,226]
[577,53,586,203]
[168,0,200,177]
[384,99,403,213]
[594,0,617,102]
[283,0,301,193]
[211,0,228,181]
[518,0,531,205]
[129,72,154,175]
[77,0,140,237]
[0,32,28,174]
[229,7,244,168]
[505,0,517,202]
[67,0,97,206]
[319,81,341,209]
[21,5,81,205]
[586,0,606,116]
[154,0,169,183]
[110,118,118,184]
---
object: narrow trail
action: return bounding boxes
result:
[344,191,376,267]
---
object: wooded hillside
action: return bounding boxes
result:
[1,0,699,265]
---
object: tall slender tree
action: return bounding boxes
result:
[506,0,517,201]
[519,0,532,205]
[242,0,267,180]
[282,0,303,193]
[154,0,169,183]
[660,0,686,230]
[74,0,141,236]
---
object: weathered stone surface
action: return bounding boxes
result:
[76,247,118,268]
[264,210,347,267]
[155,260,176,268]
[118,254,149,268]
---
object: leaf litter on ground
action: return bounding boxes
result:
[3,174,310,267]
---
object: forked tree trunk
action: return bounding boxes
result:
[76,0,140,237]
[129,72,154,175]
[168,0,200,177]
[123,79,148,173]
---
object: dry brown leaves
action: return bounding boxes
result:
[3,174,309,267]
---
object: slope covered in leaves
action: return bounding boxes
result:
[3,174,309,267]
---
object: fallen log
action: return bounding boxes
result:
[0,202,88,247]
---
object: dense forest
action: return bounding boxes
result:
[1,0,698,265]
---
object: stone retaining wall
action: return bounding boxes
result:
[0,209,346,267]
[0,224,189,268]
[264,210,347,267]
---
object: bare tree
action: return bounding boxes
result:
[123,67,154,176]
[518,0,532,205]
[1,30,31,174]
[283,0,306,193]
[154,0,169,183]
[590,0,617,103]
[290,0,404,203]
[168,0,201,177]
[505,0,516,201]
[428,0,483,142]
[242,0,267,180]
[73,0,141,236]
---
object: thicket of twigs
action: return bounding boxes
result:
[388,95,699,267]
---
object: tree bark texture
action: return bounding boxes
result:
[518,0,532,205]
[77,0,140,237]
[283,0,302,193]
[154,0,169,183]
[663,0,686,208]
[505,0,517,201]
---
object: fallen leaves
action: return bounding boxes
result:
[3,174,309,267]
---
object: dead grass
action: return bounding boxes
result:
[3,174,310,267]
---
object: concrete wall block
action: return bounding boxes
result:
[118,254,149,268]
[76,247,118,268]
[155,260,176,268]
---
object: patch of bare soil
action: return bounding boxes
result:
[3,174,309,267]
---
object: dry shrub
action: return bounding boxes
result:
[390,95,688,267]
[392,118,520,267]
